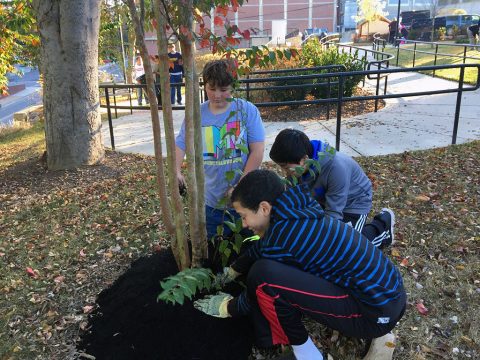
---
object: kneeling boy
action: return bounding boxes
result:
[194,169,406,360]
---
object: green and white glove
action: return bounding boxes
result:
[193,292,233,318]
[213,266,241,289]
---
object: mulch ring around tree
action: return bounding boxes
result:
[78,248,254,360]
[260,88,385,122]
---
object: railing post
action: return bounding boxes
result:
[375,62,380,112]
[128,86,133,115]
[433,43,439,77]
[463,46,467,64]
[396,41,400,66]
[413,42,417,67]
[246,74,250,102]
[105,87,115,150]
[335,76,344,151]
[452,66,465,145]
[326,77,331,120]
[112,86,118,118]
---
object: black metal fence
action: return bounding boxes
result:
[99,62,479,152]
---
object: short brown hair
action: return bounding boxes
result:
[202,59,236,87]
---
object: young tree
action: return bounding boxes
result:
[31,0,104,170]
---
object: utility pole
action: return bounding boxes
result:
[395,0,401,45]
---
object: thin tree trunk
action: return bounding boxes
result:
[32,0,104,170]
[193,57,207,264]
[178,0,207,267]
[153,0,191,269]
[125,0,186,268]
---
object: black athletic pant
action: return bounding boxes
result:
[247,259,406,348]
[343,212,389,248]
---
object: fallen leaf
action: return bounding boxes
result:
[391,248,401,257]
[415,194,431,202]
[54,275,65,284]
[416,302,429,315]
[83,305,94,314]
[400,258,409,267]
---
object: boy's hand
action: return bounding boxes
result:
[213,267,240,288]
[193,292,233,318]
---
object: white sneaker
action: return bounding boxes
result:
[363,332,396,360]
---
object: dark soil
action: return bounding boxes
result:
[260,88,385,122]
[78,248,254,360]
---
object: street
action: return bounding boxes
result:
[0,67,42,127]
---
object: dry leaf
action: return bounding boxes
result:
[415,194,430,202]
[416,302,429,315]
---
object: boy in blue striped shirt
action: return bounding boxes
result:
[194,169,406,360]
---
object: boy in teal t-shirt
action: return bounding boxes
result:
[175,60,265,246]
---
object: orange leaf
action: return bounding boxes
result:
[216,5,228,17]
[416,302,429,315]
[200,38,210,48]
[214,16,224,27]
[231,0,239,12]
[226,36,237,45]
[400,258,409,267]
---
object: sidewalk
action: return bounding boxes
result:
[101,71,480,161]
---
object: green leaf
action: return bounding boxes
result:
[294,166,305,176]
[224,220,237,232]
[284,48,292,60]
[276,49,284,59]
[236,143,249,155]
[219,239,229,253]
[172,288,185,305]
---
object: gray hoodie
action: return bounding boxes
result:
[300,140,372,220]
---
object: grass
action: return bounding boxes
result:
[383,43,480,84]
[1,124,479,359]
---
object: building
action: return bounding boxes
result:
[145,0,337,52]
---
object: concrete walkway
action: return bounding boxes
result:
[101,70,480,160]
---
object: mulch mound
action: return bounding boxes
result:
[260,88,385,122]
[78,249,254,360]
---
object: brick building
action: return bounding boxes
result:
[145,1,337,53]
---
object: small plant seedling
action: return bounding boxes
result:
[157,268,215,305]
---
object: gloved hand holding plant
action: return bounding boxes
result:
[193,292,233,318]
[213,266,241,289]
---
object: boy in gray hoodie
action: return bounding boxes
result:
[269,128,394,248]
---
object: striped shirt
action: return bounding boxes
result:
[230,185,404,316]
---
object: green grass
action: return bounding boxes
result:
[0,122,45,169]
[383,43,480,84]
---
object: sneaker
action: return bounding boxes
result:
[363,332,396,360]
[177,101,183,105]
[373,208,395,248]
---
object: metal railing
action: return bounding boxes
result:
[393,39,480,76]
[100,62,479,152]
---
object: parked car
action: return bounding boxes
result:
[401,10,430,30]
[410,14,480,39]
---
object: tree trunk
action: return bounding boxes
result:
[32,0,104,170]
[153,0,191,270]
[124,0,176,233]
[178,3,207,266]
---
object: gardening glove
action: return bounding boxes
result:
[213,266,241,289]
[193,292,233,318]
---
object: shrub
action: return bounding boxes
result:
[301,39,366,98]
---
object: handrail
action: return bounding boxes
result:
[100,63,480,152]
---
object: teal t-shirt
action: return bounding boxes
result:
[176,98,265,208]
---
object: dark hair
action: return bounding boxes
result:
[202,59,235,88]
[231,170,285,211]
[269,129,313,164]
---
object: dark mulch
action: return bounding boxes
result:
[260,88,385,122]
[78,248,254,360]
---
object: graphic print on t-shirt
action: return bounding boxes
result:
[202,119,245,161]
